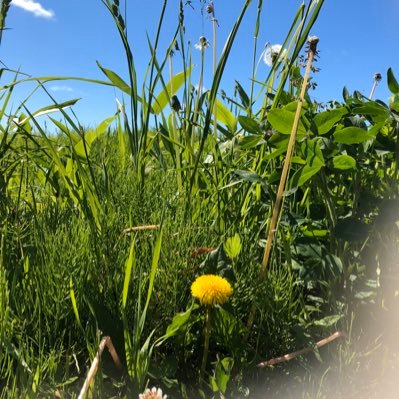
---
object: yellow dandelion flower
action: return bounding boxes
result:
[191,274,233,306]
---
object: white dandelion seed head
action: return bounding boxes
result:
[263,44,287,67]
[195,36,210,50]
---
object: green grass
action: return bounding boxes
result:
[1,0,399,397]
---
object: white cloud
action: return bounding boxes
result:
[12,0,54,19]
[50,85,73,92]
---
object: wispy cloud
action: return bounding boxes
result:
[50,85,73,92]
[12,0,55,19]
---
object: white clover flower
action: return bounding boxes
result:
[263,44,287,67]
[138,386,167,399]
[194,36,210,51]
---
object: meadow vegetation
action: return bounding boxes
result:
[0,0,398,397]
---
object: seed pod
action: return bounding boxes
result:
[206,2,214,14]
[171,95,181,112]
[117,14,125,30]
[111,4,119,17]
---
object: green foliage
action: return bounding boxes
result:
[267,103,308,135]
[0,0,398,397]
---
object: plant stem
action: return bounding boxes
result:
[0,0,11,45]
[212,6,218,135]
[246,36,319,335]
[200,306,212,381]
[249,0,263,115]
[169,53,183,191]
[192,46,205,151]
[369,73,381,100]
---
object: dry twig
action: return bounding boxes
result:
[257,331,346,368]
[122,225,160,235]
[78,336,122,399]
[246,36,320,336]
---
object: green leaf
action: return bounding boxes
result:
[300,226,328,237]
[291,156,306,165]
[314,314,343,327]
[166,308,192,336]
[15,99,80,126]
[49,117,80,143]
[291,164,322,187]
[140,229,163,328]
[313,107,348,135]
[211,357,234,394]
[333,127,375,144]
[235,80,250,108]
[238,115,262,134]
[34,98,81,118]
[23,256,29,274]
[265,145,288,160]
[152,65,193,114]
[332,155,356,170]
[389,93,399,113]
[224,233,241,260]
[156,305,199,348]
[302,139,325,167]
[215,98,237,132]
[343,86,350,102]
[96,61,131,95]
[238,134,264,149]
[74,114,117,157]
[234,169,265,185]
[267,105,307,135]
[387,67,399,94]
[122,238,136,309]
[353,102,389,121]
[70,277,82,330]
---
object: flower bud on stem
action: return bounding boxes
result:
[369,72,382,100]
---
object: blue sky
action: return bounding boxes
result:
[2,0,399,127]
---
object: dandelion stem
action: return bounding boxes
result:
[212,6,218,135]
[200,306,212,381]
[369,72,381,100]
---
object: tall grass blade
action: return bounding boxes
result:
[122,237,136,309]
[190,0,253,193]
[139,228,163,328]
[70,277,83,330]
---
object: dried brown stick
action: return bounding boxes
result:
[245,36,320,337]
[122,225,160,235]
[257,331,346,368]
[259,36,319,280]
[78,336,122,399]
